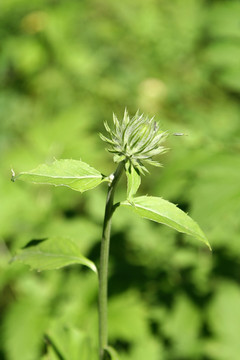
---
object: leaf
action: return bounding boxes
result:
[3,298,48,360]
[45,322,95,360]
[205,282,240,360]
[126,164,141,199]
[108,291,148,341]
[162,294,201,357]
[44,334,66,360]
[11,238,97,273]
[104,346,119,360]
[121,196,211,250]
[11,159,108,193]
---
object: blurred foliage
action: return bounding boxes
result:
[0,0,240,359]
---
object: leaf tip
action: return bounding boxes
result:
[91,263,98,274]
[207,241,212,252]
[200,235,212,251]
[11,168,16,182]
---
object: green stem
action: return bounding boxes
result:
[98,162,124,360]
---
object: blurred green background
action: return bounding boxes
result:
[1,0,240,359]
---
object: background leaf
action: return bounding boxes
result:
[12,159,107,193]
[162,294,201,358]
[11,238,97,273]
[2,297,49,360]
[121,196,210,249]
[44,322,97,360]
[205,282,240,360]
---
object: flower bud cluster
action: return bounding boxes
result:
[100,109,167,174]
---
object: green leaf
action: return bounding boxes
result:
[11,238,97,273]
[12,159,108,193]
[162,294,201,357]
[104,346,119,360]
[121,196,211,250]
[3,298,48,360]
[205,282,240,360]
[126,164,141,199]
[45,322,95,360]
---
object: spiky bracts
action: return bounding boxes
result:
[100,109,167,174]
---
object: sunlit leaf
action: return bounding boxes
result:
[121,196,211,249]
[12,159,108,193]
[11,238,97,273]
[126,164,141,199]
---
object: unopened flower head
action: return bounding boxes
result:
[100,109,168,174]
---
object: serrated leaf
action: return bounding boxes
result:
[12,159,107,193]
[11,238,97,273]
[121,196,211,250]
[126,164,141,199]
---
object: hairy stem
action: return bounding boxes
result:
[98,162,124,360]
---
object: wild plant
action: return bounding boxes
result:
[11,110,210,360]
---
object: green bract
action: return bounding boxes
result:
[100,109,167,174]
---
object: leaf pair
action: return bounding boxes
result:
[11,158,210,274]
[11,160,106,273]
[12,201,210,275]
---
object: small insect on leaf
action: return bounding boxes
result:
[173,133,187,136]
[11,168,16,181]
